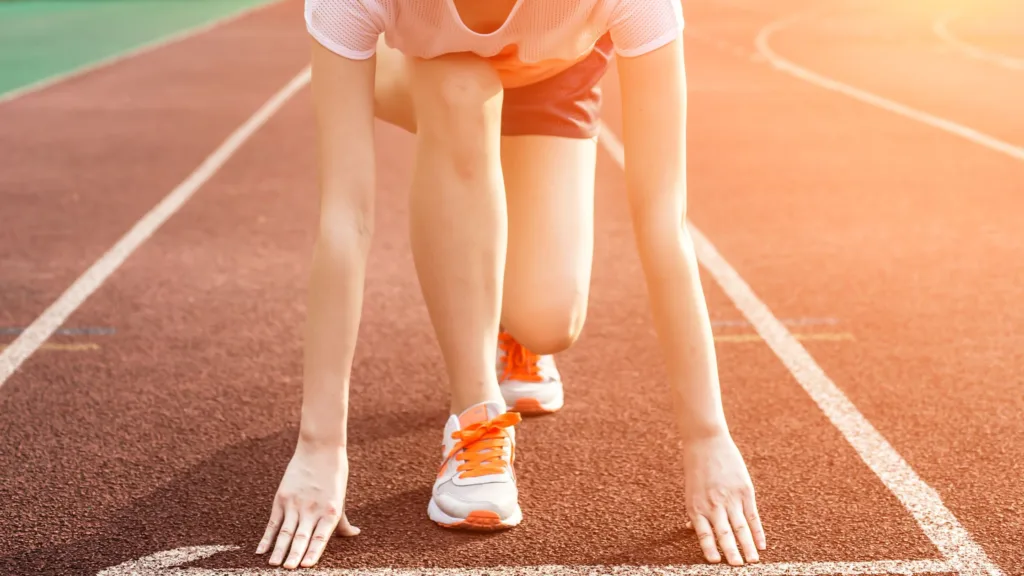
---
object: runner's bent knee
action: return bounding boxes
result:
[502,291,588,355]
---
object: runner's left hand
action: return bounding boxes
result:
[256,440,360,569]
[682,433,766,565]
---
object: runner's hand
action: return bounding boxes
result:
[256,441,360,569]
[683,433,765,565]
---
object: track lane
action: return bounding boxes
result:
[0,0,309,329]
[7,0,1022,573]
[761,0,1024,150]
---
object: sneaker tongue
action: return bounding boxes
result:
[458,401,504,428]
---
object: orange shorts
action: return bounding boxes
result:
[500,34,613,139]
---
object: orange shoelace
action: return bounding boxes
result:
[443,412,522,479]
[498,331,543,383]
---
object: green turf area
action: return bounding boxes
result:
[0,0,278,99]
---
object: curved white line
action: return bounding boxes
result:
[752,13,1007,576]
[755,12,1024,163]
[933,13,1024,71]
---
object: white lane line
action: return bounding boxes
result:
[599,120,1002,576]
[711,317,839,328]
[933,14,1024,71]
[98,545,955,576]
[0,66,311,389]
[0,0,283,105]
[754,12,1024,163]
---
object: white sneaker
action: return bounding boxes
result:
[428,401,523,530]
[497,329,564,415]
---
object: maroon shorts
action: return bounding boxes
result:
[500,34,614,140]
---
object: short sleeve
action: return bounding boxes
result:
[304,0,383,60]
[607,0,684,58]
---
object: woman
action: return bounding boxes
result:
[256,0,767,569]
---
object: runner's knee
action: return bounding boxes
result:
[502,289,588,355]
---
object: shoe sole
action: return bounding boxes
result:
[428,498,523,531]
[501,382,564,416]
[509,396,563,416]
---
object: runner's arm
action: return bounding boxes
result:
[617,35,766,566]
[301,38,377,446]
[256,39,375,569]
[616,37,726,439]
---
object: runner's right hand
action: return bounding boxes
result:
[256,441,360,569]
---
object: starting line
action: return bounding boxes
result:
[97,546,954,576]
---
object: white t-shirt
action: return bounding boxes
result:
[305,0,684,87]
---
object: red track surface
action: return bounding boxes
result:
[1,0,1022,574]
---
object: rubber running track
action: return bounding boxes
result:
[1,0,1022,574]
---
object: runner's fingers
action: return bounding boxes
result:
[301,515,339,568]
[690,514,721,564]
[283,513,318,570]
[744,494,767,550]
[710,507,744,566]
[256,500,283,554]
[728,501,759,563]
[269,505,298,566]
[336,511,361,537]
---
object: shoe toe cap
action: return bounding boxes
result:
[434,482,519,519]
